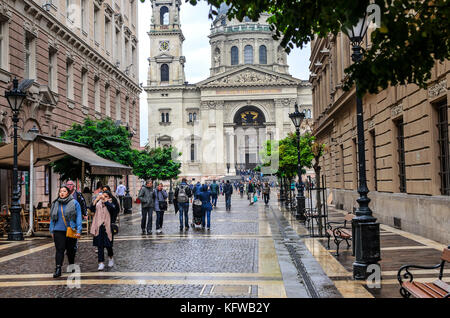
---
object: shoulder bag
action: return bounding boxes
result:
[61,205,79,239]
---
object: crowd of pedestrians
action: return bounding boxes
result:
[49,177,276,278]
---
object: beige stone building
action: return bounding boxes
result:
[310,32,450,244]
[145,2,313,180]
[0,0,142,208]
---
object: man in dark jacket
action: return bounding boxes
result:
[66,180,87,219]
[137,180,155,235]
[175,178,193,231]
[223,180,233,211]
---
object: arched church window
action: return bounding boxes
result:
[244,45,253,64]
[160,6,169,25]
[259,45,267,64]
[161,64,169,82]
[231,46,239,65]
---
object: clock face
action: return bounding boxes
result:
[159,41,169,51]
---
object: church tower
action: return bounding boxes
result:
[147,0,186,86]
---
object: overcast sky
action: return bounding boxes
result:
[138,1,311,147]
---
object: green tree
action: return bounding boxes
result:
[278,132,315,179]
[133,146,182,182]
[142,0,450,95]
[52,118,135,181]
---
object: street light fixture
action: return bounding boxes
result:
[5,78,28,241]
[343,14,381,280]
[289,103,306,221]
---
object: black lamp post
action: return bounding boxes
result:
[5,78,27,241]
[343,15,381,280]
[289,103,306,221]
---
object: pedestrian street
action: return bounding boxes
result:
[0,192,447,298]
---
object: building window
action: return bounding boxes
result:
[160,6,169,25]
[131,46,136,77]
[105,16,111,53]
[66,0,73,20]
[48,49,57,92]
[190,143,195,161]
[395,119,406,193]
[115,90,121,121]
[161,64,169,82]
[306,109,312,119]
[94,77,100,113]
[125,97,130,123]
[165,113,169,123]
[0,22,6,70]
[25,35,36,79]
[259,45,267,64]
[244,45,253,64]
[81,69,88,107]
[340,144,344,188]
[189,113,192,122]
[115,28,121,65]
[370,130,377,191]
[161,113,165,122]
[94,5,100,43]
[231,46,239,65]
[105,84,110,117]
[131,0,136,26]
[132,101,137,128]
[193,113,197,121]
[436,100,450,195]
[81,0,87,32]
[66,59,74,100]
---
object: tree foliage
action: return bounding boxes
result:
[52,118,134,181]
[133,146,182,181]
[141,0,450,95]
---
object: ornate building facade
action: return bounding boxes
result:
[0,0,141,207]
[310,32,450,244]
[146,1,312,180]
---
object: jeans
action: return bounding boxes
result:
[98,246,113,263]
[156,210,165,230]
[141,207,154,232]
[225,194,231,209]
[201,206,211,228]
[211,193,218,207]
[263,193,270,204]
[178,202,189,228]
[118,195,124,211]
[53,230,77,267]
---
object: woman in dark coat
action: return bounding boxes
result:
[90,191,119,271]
[198,184,213,230]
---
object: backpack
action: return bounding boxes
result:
[177,185,188,203]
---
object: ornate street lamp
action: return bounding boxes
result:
[343,15,381,280]
[289,103,306,221]
[5,78,28,241]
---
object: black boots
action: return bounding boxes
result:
[53,266,62,278]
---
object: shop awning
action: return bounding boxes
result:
[0,134,132,175]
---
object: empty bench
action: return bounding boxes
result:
[326,212,354,256]
[397,247,450,298]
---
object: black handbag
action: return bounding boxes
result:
[159,200,168,211]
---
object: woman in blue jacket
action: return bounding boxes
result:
[49,185,83,278]
[198,184,213,230]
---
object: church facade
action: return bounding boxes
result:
[145,1,312,180]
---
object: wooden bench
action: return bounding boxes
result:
[325,213,355,256]
[397,247,450,298]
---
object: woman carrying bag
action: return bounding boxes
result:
[90,191,119,271]
[49,186,83,278]
[154,183,168,234]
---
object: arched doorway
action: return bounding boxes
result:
[233,106,267,171]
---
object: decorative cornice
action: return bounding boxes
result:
[428,79,447,98]
[0,2,12,21]
[24,21,38,38]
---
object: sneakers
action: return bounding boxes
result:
[156,229,162,234]
[98,263,105,271]
[108,258,114,268]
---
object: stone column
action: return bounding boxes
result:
[274,99,284,140]
[225,127,236,175]
[215,101,225,175]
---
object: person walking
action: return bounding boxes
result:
[90,191,119,271]
[194,181,202,200]
[174,178,192,231]
[239,182,244,198]
[198,184,213,230]
[115,181,127,212]
[256,181,262,198]
[65,180,88,219]
[137,180,155,235]
[154,183,168,234]
[210,180,219,208]
[248,180,255,205]
[223,180,233,211]
[49,186,82,278]
[262,182,271,205]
